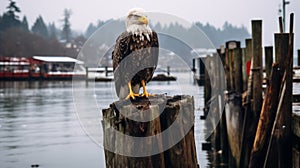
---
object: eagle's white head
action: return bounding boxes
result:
[125,8,152,39]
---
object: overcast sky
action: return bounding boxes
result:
[0,0,299,48]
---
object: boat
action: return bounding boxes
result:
[151,73,176,81]
[151,67,177,82]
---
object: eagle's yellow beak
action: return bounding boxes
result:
[139,16,148,26]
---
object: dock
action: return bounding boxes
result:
[202,13,300,167]
[86,66,177,82]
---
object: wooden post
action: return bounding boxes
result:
[239,20,263,168]
[85,67,89,84]
[224,44,244,167]
[211,53,221,166]
[229,49,235,90]
[245,39,253,90]
[102,95,198,168]
[203,56,212,118]
[105,66,108,77]
[204,55,212,105]
[264,46,273,81]
[264,32,293,168]
[241,48,247,90]
[243,39,252,90]
[279,16,284,33]
[275,34,289,65]
[249,13,293,165]
[199,57,205,85]
[239,55,254,168]
[224,48,231,91]
[216,49,229,165]
[251,20,263,118]
[204,52,227,166]
[234,47,243,94]
[271,15,293,167]
[192,59,196,73]
[248,63,283,168]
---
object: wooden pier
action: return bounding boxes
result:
[203,13,300,168]
[86,66,177,82]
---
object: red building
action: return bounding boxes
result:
[0,56,86,80]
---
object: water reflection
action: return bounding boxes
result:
[0,81,104,168]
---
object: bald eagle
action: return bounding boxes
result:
[112,9,159,100]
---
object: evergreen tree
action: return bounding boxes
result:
[31,16,49,39]
[154,22,162,32]
[61,9,72,43]
[6,0,21,20]
[48,22,59,41]
[85,23,96,38]
[0,0,21,31]
[21,16,29,31]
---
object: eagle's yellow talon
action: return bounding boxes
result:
[141,92,154,98]
[141,80,153,98]
[125,81,139,100]
[141,92,149,98]
[125,92,139,100]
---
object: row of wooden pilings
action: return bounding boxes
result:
[203,13,299,168]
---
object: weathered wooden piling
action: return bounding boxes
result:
[279,16,284,33]
[223,41,244,168]
[204,54,220,165]
[234,48,243,94]
[225,92,243,168]
[240,21,263,168]
[249,13,294,168]
[102,95,198,168]
[245,39,253,88]
[239,56,254,168]
[224,48,231,91]
[275,34,289,64]
[248,63,283,168]
[229,49,235,90]
[251,20,263,118]
[216,49,229,166]
[264,46,273,82]
[270,16,293,167]
[203,51,229,167]
[263,33,293,168]
[239,20,263,168]
[204,55,212,107]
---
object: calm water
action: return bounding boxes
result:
[0,72,210,168]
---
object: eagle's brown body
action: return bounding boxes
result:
[112,31,159,99]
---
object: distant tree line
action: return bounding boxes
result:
[194,21,250,47]
[0,0,86,57]
[0,0,249,58]
[84,19,250,48]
